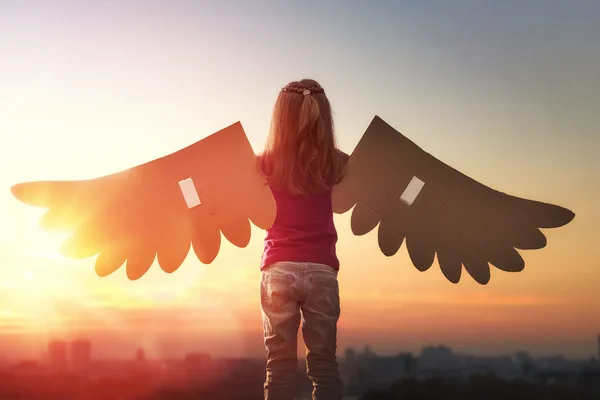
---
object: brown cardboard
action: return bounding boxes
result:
[332,116,575,284]
[11,116,576,285]
[11,122,276,280]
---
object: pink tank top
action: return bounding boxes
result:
[260,186,340,270]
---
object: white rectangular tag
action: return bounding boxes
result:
[178,178,201,209]
[400,176,425,206]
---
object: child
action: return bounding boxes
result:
[257,79,348,400]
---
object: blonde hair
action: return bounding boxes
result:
[258,79,347,197]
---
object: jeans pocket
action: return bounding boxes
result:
[261,273,291,312]
[309,275,340,316]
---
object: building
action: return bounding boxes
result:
[339,347,416,392]
[48,341,68,371]
[70,340,92,370]
[419,345,465,372]
[136,348,146,363]
[185,353,215,387]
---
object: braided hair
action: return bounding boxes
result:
[258,79,347,197]
[280,82,325,94]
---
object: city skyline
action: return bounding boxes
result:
[3,334,599,366]
[3,343,597,400]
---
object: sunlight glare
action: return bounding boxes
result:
[30,230,70,260]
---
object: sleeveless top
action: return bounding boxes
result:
[260,186,340,270]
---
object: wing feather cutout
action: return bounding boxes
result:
[333,116,575,284]
[11,122,276,280]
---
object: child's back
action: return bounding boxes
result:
[257,79,347,400]
[261,187,339,271]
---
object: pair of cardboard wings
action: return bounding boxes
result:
[11,116,575,284]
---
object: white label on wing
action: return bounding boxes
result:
[178,177,202,209]
[399,176,425,206]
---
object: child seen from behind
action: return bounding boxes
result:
[257,79,348,400]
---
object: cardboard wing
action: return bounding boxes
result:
[332,116,575,284]
[11,122,276,280]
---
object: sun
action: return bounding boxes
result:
[30,229,71,261]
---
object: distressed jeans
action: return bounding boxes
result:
[260,262,342,400]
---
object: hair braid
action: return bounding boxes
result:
[280,81,325,94]
[259,78,346,196]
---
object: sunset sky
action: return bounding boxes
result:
[1,1,599,362]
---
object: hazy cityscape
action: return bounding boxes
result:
[0,336,598,399]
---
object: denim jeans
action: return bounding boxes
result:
[260,261,342,400]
